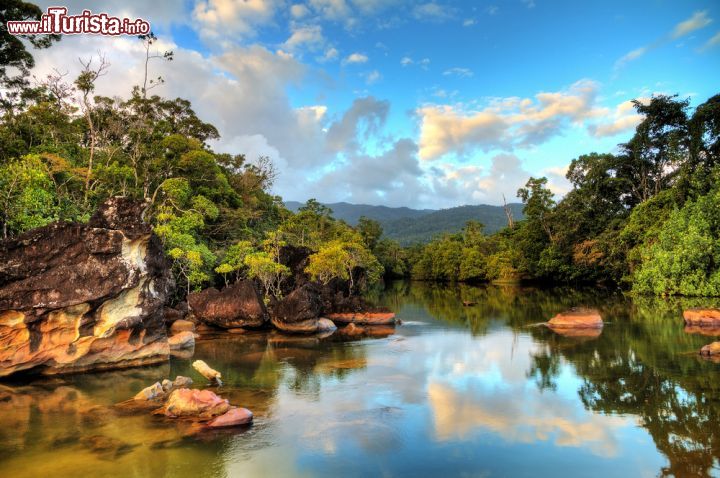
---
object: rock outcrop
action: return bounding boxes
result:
[684,308,720,327]
[0,197,172,377]
[188,280,267,329]
[270,283,324,333]
[547,308,603,330]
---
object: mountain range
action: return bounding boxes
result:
[284,201,525,245]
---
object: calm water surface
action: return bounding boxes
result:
[2,282,720,477]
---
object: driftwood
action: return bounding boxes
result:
[192,360,223,386]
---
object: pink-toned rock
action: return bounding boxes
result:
[547,308,603,329]
[684,308,720,327]
[207,407,253,428]
[161,388,230,419]
[327,311,396,325]
[170,319,195,334]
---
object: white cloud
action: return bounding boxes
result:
[418,79,603,160]
[588,98,647,138]
[615,10,713,71]
[704,31,720,49]
[365,70,382,84]
[192,0,280,40]
[442,67,473,78]
[413,2,455,21]
[284,25,325,52]
[290,3,310,18]
[342,52,369,65]
[463,18,477,26]
[672,10,712,39]
[400,56,413,67]
[318,47,340,62]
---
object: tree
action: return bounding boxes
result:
[0,0,60,109]
[244,251,290,299]
[357,216,383,250]
[306,240,383,292]
[517,177,556,243]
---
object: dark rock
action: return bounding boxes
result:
[188,280,267,329]
[0,197,172,378]
[270,283,324,333]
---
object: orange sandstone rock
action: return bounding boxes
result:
[683,308,720,327]
[547,308,603,329]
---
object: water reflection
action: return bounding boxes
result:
[1,282,720,477]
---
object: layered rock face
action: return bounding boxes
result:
[0,197,172,377]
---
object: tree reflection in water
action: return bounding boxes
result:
[385,281,720,477]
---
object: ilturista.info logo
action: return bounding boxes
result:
[7,6,150,36]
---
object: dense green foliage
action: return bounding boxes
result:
[407,94,720,296]
[0,22,384,300]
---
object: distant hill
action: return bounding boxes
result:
[284,200,524,245]
[383,204,525,245]
[284,201,434,225]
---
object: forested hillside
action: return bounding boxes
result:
[285,201,525,245]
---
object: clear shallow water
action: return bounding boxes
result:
[2,282,720,477]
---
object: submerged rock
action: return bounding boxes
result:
[188,280,267,329]
[0,197,172,378]
[161,388,230,418]
[684,308,720,327]
[700,341,720,357]
[547,308,603,329]
[207,407,253,428]
[193,360,222,385]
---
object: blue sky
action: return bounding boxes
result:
[33,0,720,208]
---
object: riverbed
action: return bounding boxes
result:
[1,282,719,477]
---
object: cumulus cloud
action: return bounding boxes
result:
[192,0,280,40]
[342,52,369,65]
[290,3,310,18]
[325,96,389,153]
[413,2,455,21]
[284,25,325,52]
[418,79,602,160]
[588,99,646,138]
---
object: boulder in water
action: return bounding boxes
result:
[207,407,253,428]
[684,308,720,327]
[547,308,603,329]
[188,280,267,329]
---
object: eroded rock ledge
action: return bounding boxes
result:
[0,197,172,377]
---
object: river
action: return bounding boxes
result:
[1,281,719,477]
